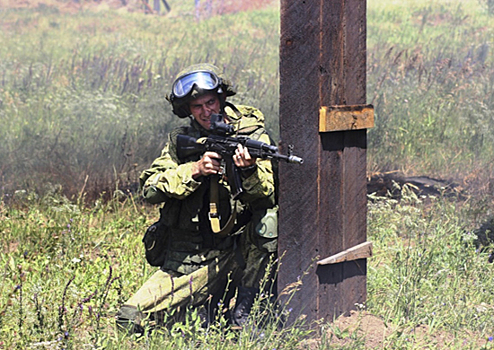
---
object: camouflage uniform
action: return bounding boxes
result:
[116,103,277,331]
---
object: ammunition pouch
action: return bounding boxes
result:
[251,206,278,253]
[253,206,278,239]
[142,219,169,267]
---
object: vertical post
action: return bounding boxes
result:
[278,0,368,323]
[161,0,171,12]
[153,0,160,14]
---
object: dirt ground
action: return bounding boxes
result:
[300,310,486,349]
[297,310,393,349]
[330,311,391,348]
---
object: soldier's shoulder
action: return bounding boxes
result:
[227,104,264,122]
[226,104,265,135]
[169,125,193,142]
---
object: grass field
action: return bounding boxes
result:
[2,0,494,348]
[0,0,280,201]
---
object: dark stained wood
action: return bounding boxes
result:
[279,0,368,324]
[337,0,368,318]
[279,0,322,321]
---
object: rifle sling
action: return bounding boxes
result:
[209,174,237,237]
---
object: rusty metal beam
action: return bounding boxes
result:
[319,104,374,132]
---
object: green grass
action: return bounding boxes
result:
[367,0,494,183]
[367,189,494,348]
[3,0,494,198]
[3,178,494,348]
[2,0,494,197]
[0,194,311,349]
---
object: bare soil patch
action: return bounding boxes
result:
[300,310,488,349]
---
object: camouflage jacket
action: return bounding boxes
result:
[139,103,276,274]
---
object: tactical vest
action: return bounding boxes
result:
[153,103,277,274]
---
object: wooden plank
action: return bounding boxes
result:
[317,0,368,321]
[317,259,367,317]
[279,0,323,323]
[319,105,374,132]
[338,0,368,316]
[317,241,372,265]
[316,0,346,322]
[279,0,368,324]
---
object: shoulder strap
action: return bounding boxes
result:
[209,174,238,237]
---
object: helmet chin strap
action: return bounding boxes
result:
[218,92,228,118]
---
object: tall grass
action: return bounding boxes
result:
[3,0,494,199]
[367,0,494,188]
[0,2,280,200]
[3,179,494,348]
[359,188,494,349]
[0,193,313,349]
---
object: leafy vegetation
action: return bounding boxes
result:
[3,0,494,348]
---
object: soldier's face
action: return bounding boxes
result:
[189,92,221,130]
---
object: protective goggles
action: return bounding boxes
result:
[172,71,220,98]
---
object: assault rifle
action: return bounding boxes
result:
[177,114,303,199]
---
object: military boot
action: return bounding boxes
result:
[232,286,258,327]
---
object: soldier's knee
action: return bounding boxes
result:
[116,305,144,335]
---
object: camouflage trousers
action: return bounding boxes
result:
[240,222,278,290]
[116,249,239,332]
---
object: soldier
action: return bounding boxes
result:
[116,64,278,333]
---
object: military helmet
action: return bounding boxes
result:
[167,63,236,118]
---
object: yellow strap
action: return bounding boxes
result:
[209,175,237,237]
[209,202,221,232]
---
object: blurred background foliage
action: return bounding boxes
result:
[1,0,494,202]
[0,0,280,201]
[367,0,494,194]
